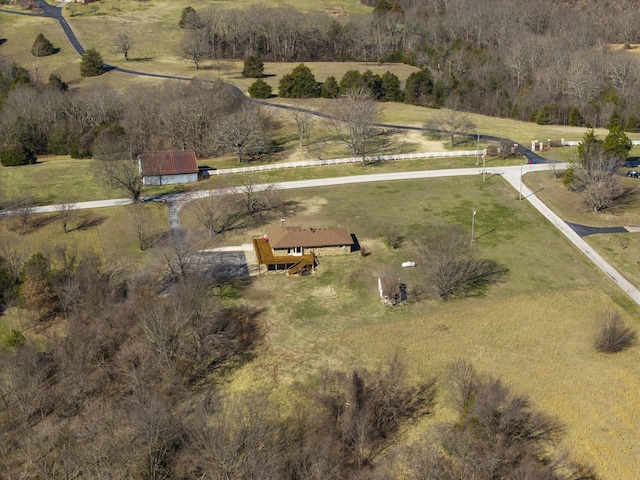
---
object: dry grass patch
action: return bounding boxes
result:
[0,203,168,269]
[321,289,640,479]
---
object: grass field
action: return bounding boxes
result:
[3,4,640,478]
[524,169,640,291]
[214,177,640,480]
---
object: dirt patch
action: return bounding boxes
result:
[399,130,446,151]
[299,196,328,215]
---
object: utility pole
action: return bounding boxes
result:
[483,149,486,182]
[471,207,476,244]
[476,132,480,166]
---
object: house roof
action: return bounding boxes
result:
[265,226,354,249]
[139,151,198,176]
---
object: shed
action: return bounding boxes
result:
[139,151,199,186]
[265,226,354,256]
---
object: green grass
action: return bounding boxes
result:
[1,156,114,205]
[224,177,640,478]
[524,170,640,291]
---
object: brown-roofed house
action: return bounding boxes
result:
[138,151,199,186]
[265,226,354,256]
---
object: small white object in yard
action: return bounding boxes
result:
[378,277,384,298]
[402,261,416,268]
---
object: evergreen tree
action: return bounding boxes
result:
[31,33,55,57]
[577,129,604,163]
[248,78,272,99]
[625,114,640,133]
[0,142,37,167]
[568,107,582,127]
[278,64,319,98]
[179,6,197,28]
[362,70,383,100]
[321,76,339,98]
[535,105,551,125]
[80,49,105,77]
[381,71,403,102]
[607,110,624,129]
[339,70,363,94]
[404,68,434,105]
[242,55,264,78]
[604,126,632,160]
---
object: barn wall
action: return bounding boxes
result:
[142,173,198,186]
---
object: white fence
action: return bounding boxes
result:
[559,139,640,147]
[208,150,485,175]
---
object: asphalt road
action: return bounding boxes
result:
[2,5,639,305]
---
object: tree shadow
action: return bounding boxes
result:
[74,214,106,231]
[131,57,153,62]
[608,186,640,212]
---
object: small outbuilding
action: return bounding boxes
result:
[265,226,354,256]
[139,151,199,186]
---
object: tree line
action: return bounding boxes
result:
[0,57,276,165]
[180,0,640,129]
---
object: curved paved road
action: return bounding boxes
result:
[2,4,639,306]
[3,0,541,165]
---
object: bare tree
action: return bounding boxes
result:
[55,196,76,233]
[191,192,246,238]
[425,99,476,147]
[410,225,507,300]
[325,88,380,161]
[94,135,143,201]
[127,203,158,250]
[231,175,282,215]
[316,356,437,470]
[114,31,135,61]
[290,108,314,148]
[9,194,35,234]
[215,105,270,163]
[158,232,209,283]
[180,29,209,70]
[573,152,624,212]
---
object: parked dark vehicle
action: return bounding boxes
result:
[624,159,640,167]
[627,170,640,178]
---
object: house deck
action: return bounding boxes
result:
[252,236,316,275]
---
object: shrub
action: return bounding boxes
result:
[31,33,55,57]
[594,310,636,353]
[2,329,25,348]
[80,48,105,77]
[278,64,319,98]
[247,78,272,99]
[0,142,36,166]
[48,72,68,91]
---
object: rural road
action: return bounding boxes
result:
[2,5,639,306]
[5,163,640,307]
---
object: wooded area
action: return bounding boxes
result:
[179,0,640,128]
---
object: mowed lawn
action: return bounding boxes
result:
[222,176,640,480]
[1,156,115,205]
[524,169,640,291]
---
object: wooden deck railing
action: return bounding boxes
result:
[252,236,316,275]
